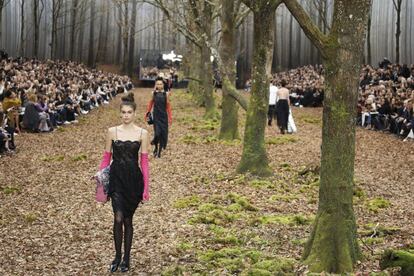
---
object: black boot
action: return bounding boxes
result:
[109,258,121,273]
[120,260,130,273]
[157,147,162,158]
[153,145,158,157]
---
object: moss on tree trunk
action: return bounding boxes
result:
[302,1,371,273]
[219,0,239,140]
[237,7,275,176]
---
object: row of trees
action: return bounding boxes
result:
[146,0,372,273]
[0,0,404,273]
[1,0,414,77]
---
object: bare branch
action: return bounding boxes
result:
[282,0,329,55]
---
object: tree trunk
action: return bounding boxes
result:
[95,2,106,64]
[367,5,372,65]
[122,1,129,73]
[395,0,402,64]
[33,0,40,58]
[77,4,86,62]
[293,1,371,273]
[219,0,239,140]
[116,4,122,64]
[19,0,25,57]
[200,2,216,119]
[69,0,78,60]
[51,0,59,59]
[102,0,110,63]
[288,14,294,68]
[201,43,216,118]
[0,0,4,45]
[61,1,68,59]
[237,2,278,176]
[87,0,95,67]
[127,0,137,76]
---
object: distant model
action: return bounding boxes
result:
[276,79,290,134]
[145,77,172,158]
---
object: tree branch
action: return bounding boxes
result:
[282,0,328,55]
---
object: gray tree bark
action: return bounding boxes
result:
[283,0,372,272]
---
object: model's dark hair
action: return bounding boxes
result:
[281,79,288,87]
[155,77,164,82]
[120,92,136,111]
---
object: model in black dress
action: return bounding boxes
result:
[146,78,172,158]
[99,92,150,273]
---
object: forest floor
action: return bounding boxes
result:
[0,88,413,275]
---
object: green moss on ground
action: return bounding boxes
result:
[366,198,391,212]
[72,154,87,162]
[1,186,20,195]
[266,136,298,145]
[249,179,275,189]
[173,195,201,209]
[41,155,65,162]
[250,214,313,226]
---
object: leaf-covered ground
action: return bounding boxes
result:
[0,88,413,275]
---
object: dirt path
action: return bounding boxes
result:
[1,88,413,275]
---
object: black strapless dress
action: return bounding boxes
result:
[109,140,144,218]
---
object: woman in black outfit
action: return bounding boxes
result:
[145,78,172,158]
[98,92,150,273]
[276,79,291,134]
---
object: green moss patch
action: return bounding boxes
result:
[41,155,65,162]
[249,179,275,189]
[250,214,313,226]
[72,154,87,162]
[1,186,20,195]
[226,193,258,211]
[266,136,298,145]
[366,198,391,212]
[181,134,201,144]
[173,195,201,209]
[191,118,220,131]
[189,203,240,225]
[24,213,38,223]
[302,116,322,125]
[197,247,294,275]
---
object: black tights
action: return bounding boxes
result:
[113,211,133,263]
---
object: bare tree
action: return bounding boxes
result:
[0,0,11,45]
[69,0,78,60]
[115,2,122,64]
[33,0,45,57]
[283,0,372,272]
[87,0,96,67]
[19,0,25,56]
[77,0,87,61]
[393,0,403,63]
[51,0,63,59]
[122,0,129,72]
[127,0,138,76]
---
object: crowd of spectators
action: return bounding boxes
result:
[271,60,413,141]
[272,65,325,108]
[0,56,133,156]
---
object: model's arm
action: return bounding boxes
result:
[99,128,113,170]
[140,129,150,201]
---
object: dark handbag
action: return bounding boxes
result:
[146,112,154,125]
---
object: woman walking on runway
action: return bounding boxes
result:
[98,92,150,272]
